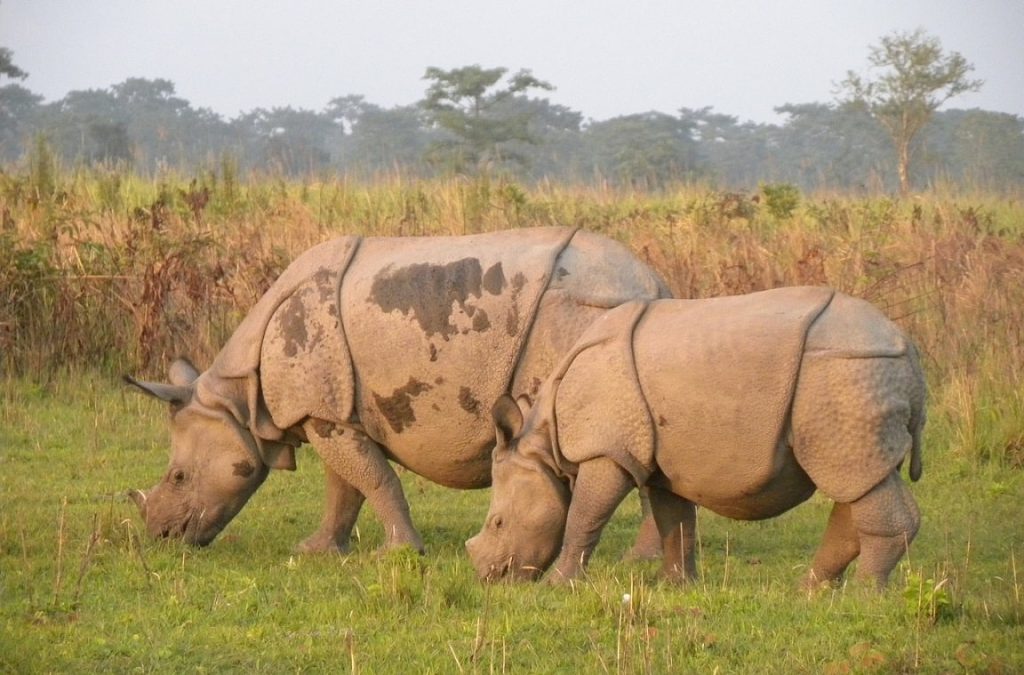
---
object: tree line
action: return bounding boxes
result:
[1,31,1022,192]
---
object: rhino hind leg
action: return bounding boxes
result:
[848,471,921,588]
[805,472,920,589]
[624,500,663,562]
[304,419,425,554]
[296,467,366,554]
[805,502,861,587]
[647,486,698,582]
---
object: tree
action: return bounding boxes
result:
[327,95,434,176]
[584,112,702,189]
[420,65,553,173]
[771,103,891,190]
[0,46,28,81]
[238,106,338,174]
[0,84,42,161]
[837,28,983,194]
[920,109,1024,190]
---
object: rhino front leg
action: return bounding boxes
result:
[303,419,425,554]
[648,486,698,582]
[549,457,634,584]
[296,465,365,554]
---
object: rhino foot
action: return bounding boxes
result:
[623,513,662,561]
[295,532,351,555]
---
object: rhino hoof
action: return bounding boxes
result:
[295,535,349,555]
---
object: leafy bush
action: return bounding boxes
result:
[760,182,801,219]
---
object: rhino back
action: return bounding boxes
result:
[340,228,577,485]
[633,288,833,517]
[510,230,669,399]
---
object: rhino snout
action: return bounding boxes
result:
[466,534,515,582]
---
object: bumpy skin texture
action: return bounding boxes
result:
[127,227,669,553]
[467,287,926,588]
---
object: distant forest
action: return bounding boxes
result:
[2,73,1023,192]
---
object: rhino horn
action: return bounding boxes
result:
[128,489,148,518]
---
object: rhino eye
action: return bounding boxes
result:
[170,469,187,485]
[490,515,504,530]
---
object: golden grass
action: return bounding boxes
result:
[2,171,1021,464]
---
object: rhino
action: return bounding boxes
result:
[466,287,926,588]
[125,227,669,554]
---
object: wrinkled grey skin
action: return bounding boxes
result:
[127,360,272,546]
[465,397,570,580]
[127,228,669,552]
[467,289,926,588]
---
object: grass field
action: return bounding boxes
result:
[2,373,1022,672]
[1,173,1023,671]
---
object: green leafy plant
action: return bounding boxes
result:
[759,182,801,219]
[902,569,953,623]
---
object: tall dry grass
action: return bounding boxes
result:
[1,168,1021,464]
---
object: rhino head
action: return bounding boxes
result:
[465,395,570,581]
[125,358,294,546]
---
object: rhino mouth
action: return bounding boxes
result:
[481,556,545,583]
[481,557,513,582]
[158,510,196,540]
[156,508,220,547]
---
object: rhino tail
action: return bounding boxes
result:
[907,342,926,482]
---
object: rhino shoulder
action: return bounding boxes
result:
[212,237,362,379]
[547,230,670,306]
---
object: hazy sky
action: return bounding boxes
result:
[2,0,1021,124]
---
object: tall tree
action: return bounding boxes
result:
[837,28,983,194]
[238,106,338,174]
[584,112,702,189]
[420,65,553,174]
[0,46,28,81]
[0,84,42,161]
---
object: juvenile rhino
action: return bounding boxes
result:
[466,287,926,588]
[126,227,668,553]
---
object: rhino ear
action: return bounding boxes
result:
[514,394,533,417]
[492,394,524,448]
[168,358,200,386]
[123,375,192,406]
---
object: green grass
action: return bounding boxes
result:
[2,372,1022,673]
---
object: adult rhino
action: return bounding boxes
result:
[126,227,669,554]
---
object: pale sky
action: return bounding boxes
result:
[1,0,1021,124]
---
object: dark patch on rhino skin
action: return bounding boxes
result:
[428,343,438,362]
[458,386,482,417]
[373,378,433,433]
[529,377,542,398]
[658,415,669,427]
[313,268,336,302]
[472,308,491,332]
[369,258,486,340]
[505,271,528,337]
[233,460,256,478]
[310,418,338,438]
[556,266,570,280]
[434,376,445,385]
[482,262,507,295]
[280,290,309,357]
